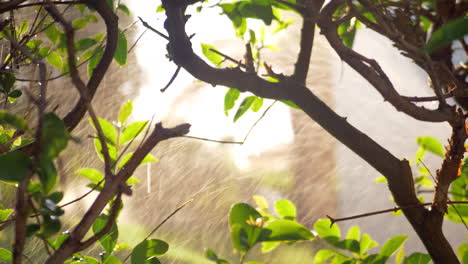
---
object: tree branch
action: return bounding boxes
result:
[45,122,190,263]
[161,0,459,261]
[44,0,114,179]
[62,0,118,132]
[292,0,324,84]
[318,0,454,124]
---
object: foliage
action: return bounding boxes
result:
[0,0,466,263]
[205,197,435,264]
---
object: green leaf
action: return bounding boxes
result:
[234,96,256,122]
[229,203,263,251]
[76,168,104,184]
[102,254,122,264]
[416,136,444,157]
[0,151,31,182]
[88,46,104,78]
[314,249,335,264]
[248,29,256,43]
[376,235,407,262]
[261,241,279,253]
[458,243,468,264]
[0,208,13,222]
[274,199,296,220]
[47,52,63,69]
[118,152,157,170]
[224,88,241,116]
[313,218,341,247]
[131,239,169,264]
[280,100,300,109]
[37,46,50,59]
[94,138,117,163]
[201,43,223,65]
[260,219,314,241]
[0,248,12,261]
[395,247,405,264]
[338,19,357,48]
[0,72,16,93]
[230,224,250,252]
[18,19,29,36]
[415,176,433,188]
[447,204,468,224]
[425,17,468,52]
[253,195,268,210]
[93,214,118,253]
[37,160,58,193]
[359,233,378,255]
[156,4,164,12]
[126,176,140,185]
[52,232,70,250]
[48,191,63,203]
[344,226,360,253]
[0,111,27,130]
[75,38,98,51]
[120,121,148,145]
[26,223,40,237]
[114,29,127,66]
[118,4,130,15]
[8,89,22,98]
[41,113,70,160]
[237,1,274,25]
[403,252,431,264]
[119,101,133,125]
[251,97,263,112]
[72,17,89,30]
[41,215,61,237]
[415,147,425,164]
[90,118,117,146]
[206,248,218,261]
[374,176,387,183]
[44,23,60,44]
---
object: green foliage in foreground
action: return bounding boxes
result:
[204,195,434,264]
[0,101,467,263]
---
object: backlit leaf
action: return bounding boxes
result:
[118,101,133,125]
[274,199,296,220]
[425,17,468,52]
[0,248,12,261]
[93,214,118,253]
[260,219,314,241]
[120,121,148,145]
[47,52,62,69]
[114,29,127,65]
[224,88,240,116]
[201,43,223,65]
[416,136,444,157]
[234,96,256,122]
[76,168,104,183]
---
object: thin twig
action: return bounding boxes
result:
[161,65,181,92]
[45,0,114,179]
[60,180,105,208]
[138,16,168,40]
[183,135,243,144]
[123,199,193,263]
[420,159,468,231]
[242,100,276,142]
[128,28,147,54]
[327,200,468,225]
[209,48,246,69]
[79,192,122,250]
